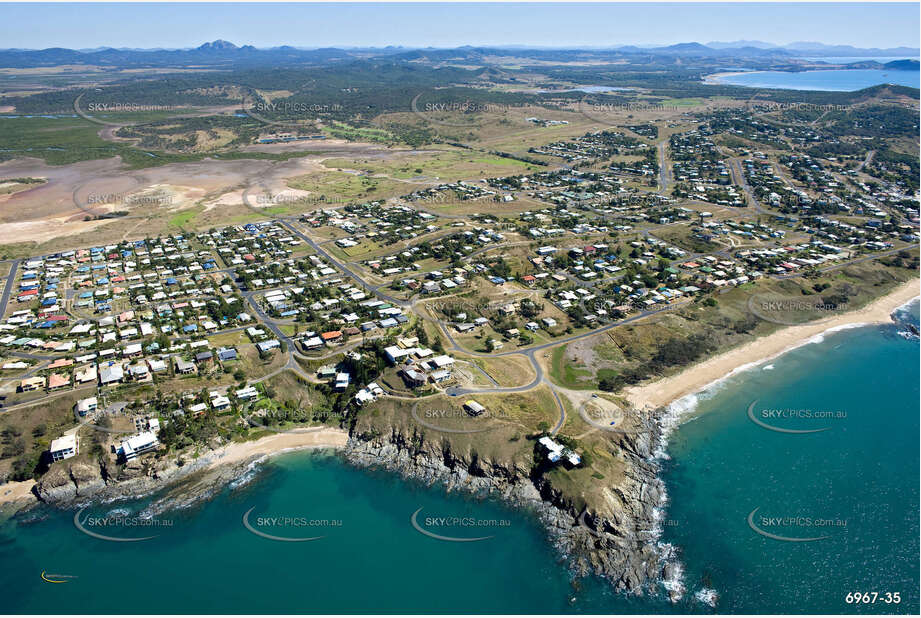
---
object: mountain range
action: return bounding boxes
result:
[707,40,919,56]
[0,40,916,69]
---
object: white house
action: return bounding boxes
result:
[49,434,78,462]
[74,396,98,417]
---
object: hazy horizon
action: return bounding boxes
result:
[1,3,918,50]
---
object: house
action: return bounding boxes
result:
[217,347,237,362]
[334,372,350,391]
[429,355,455,369]
[129,362,150,380]
[384,345,414,364]
[47,373,70,390]
[401,367,427,388]
[235,386,259,401]
[49,434,79,462]
[321,330,343,344]
[317,365,337,380]
[429,369,452,383]
[538,436,582,466]
[174,357,196,375]
[302,336,324,350]
[118,431,159,461]
[210,395,231,411]
[195,350,214,364]
[20,376,45,392]
[257,339,281,354]
[99,364,125,385]
[74,365,98,384]
[75,396,98,416]
[354,389,376,406]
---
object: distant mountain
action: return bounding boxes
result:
[0,40,915,70]
[0,40,356,68]
[707,40,776,49]
[706,40,919,57]
[782,42,919,57]
[885,59,921,71]
[196,39,238,51]
[619,42,794,58]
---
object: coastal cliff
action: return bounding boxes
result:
[34,451,210,504]
[29,414,678,599]
[344,418,676,599]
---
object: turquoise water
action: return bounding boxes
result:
[659,301,920,613]
[1,303,917,614]
[2,453,651,614]
[712,69,919,91]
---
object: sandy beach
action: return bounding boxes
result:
[0,479,37,508]
[625,280,920,410]
[204,427,349,469]
[701,70,759,85]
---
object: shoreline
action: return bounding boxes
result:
[0,426,349,509]
[201,427,349,471]
[701,70,756,85]
[625,280,920,411]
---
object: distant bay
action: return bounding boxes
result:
[709,68,919,91]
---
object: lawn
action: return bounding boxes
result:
[549,344,595,389]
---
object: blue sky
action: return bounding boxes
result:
[1,3,918,50]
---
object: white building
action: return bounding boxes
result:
[74,396,98,417]
[49,434,79,462]
[118,432,159,461]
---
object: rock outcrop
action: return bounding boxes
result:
[344,420,675,599]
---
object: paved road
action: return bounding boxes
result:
[657,140,671,193]
[0,259,20,317]
[278,219,410,308]
[856,149,876,173]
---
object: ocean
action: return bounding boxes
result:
[1,301,918,614]
[711,69,920,91]
[657,299,920,613]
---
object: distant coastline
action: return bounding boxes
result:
[703,66,920,90]
[702,71,756,85]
